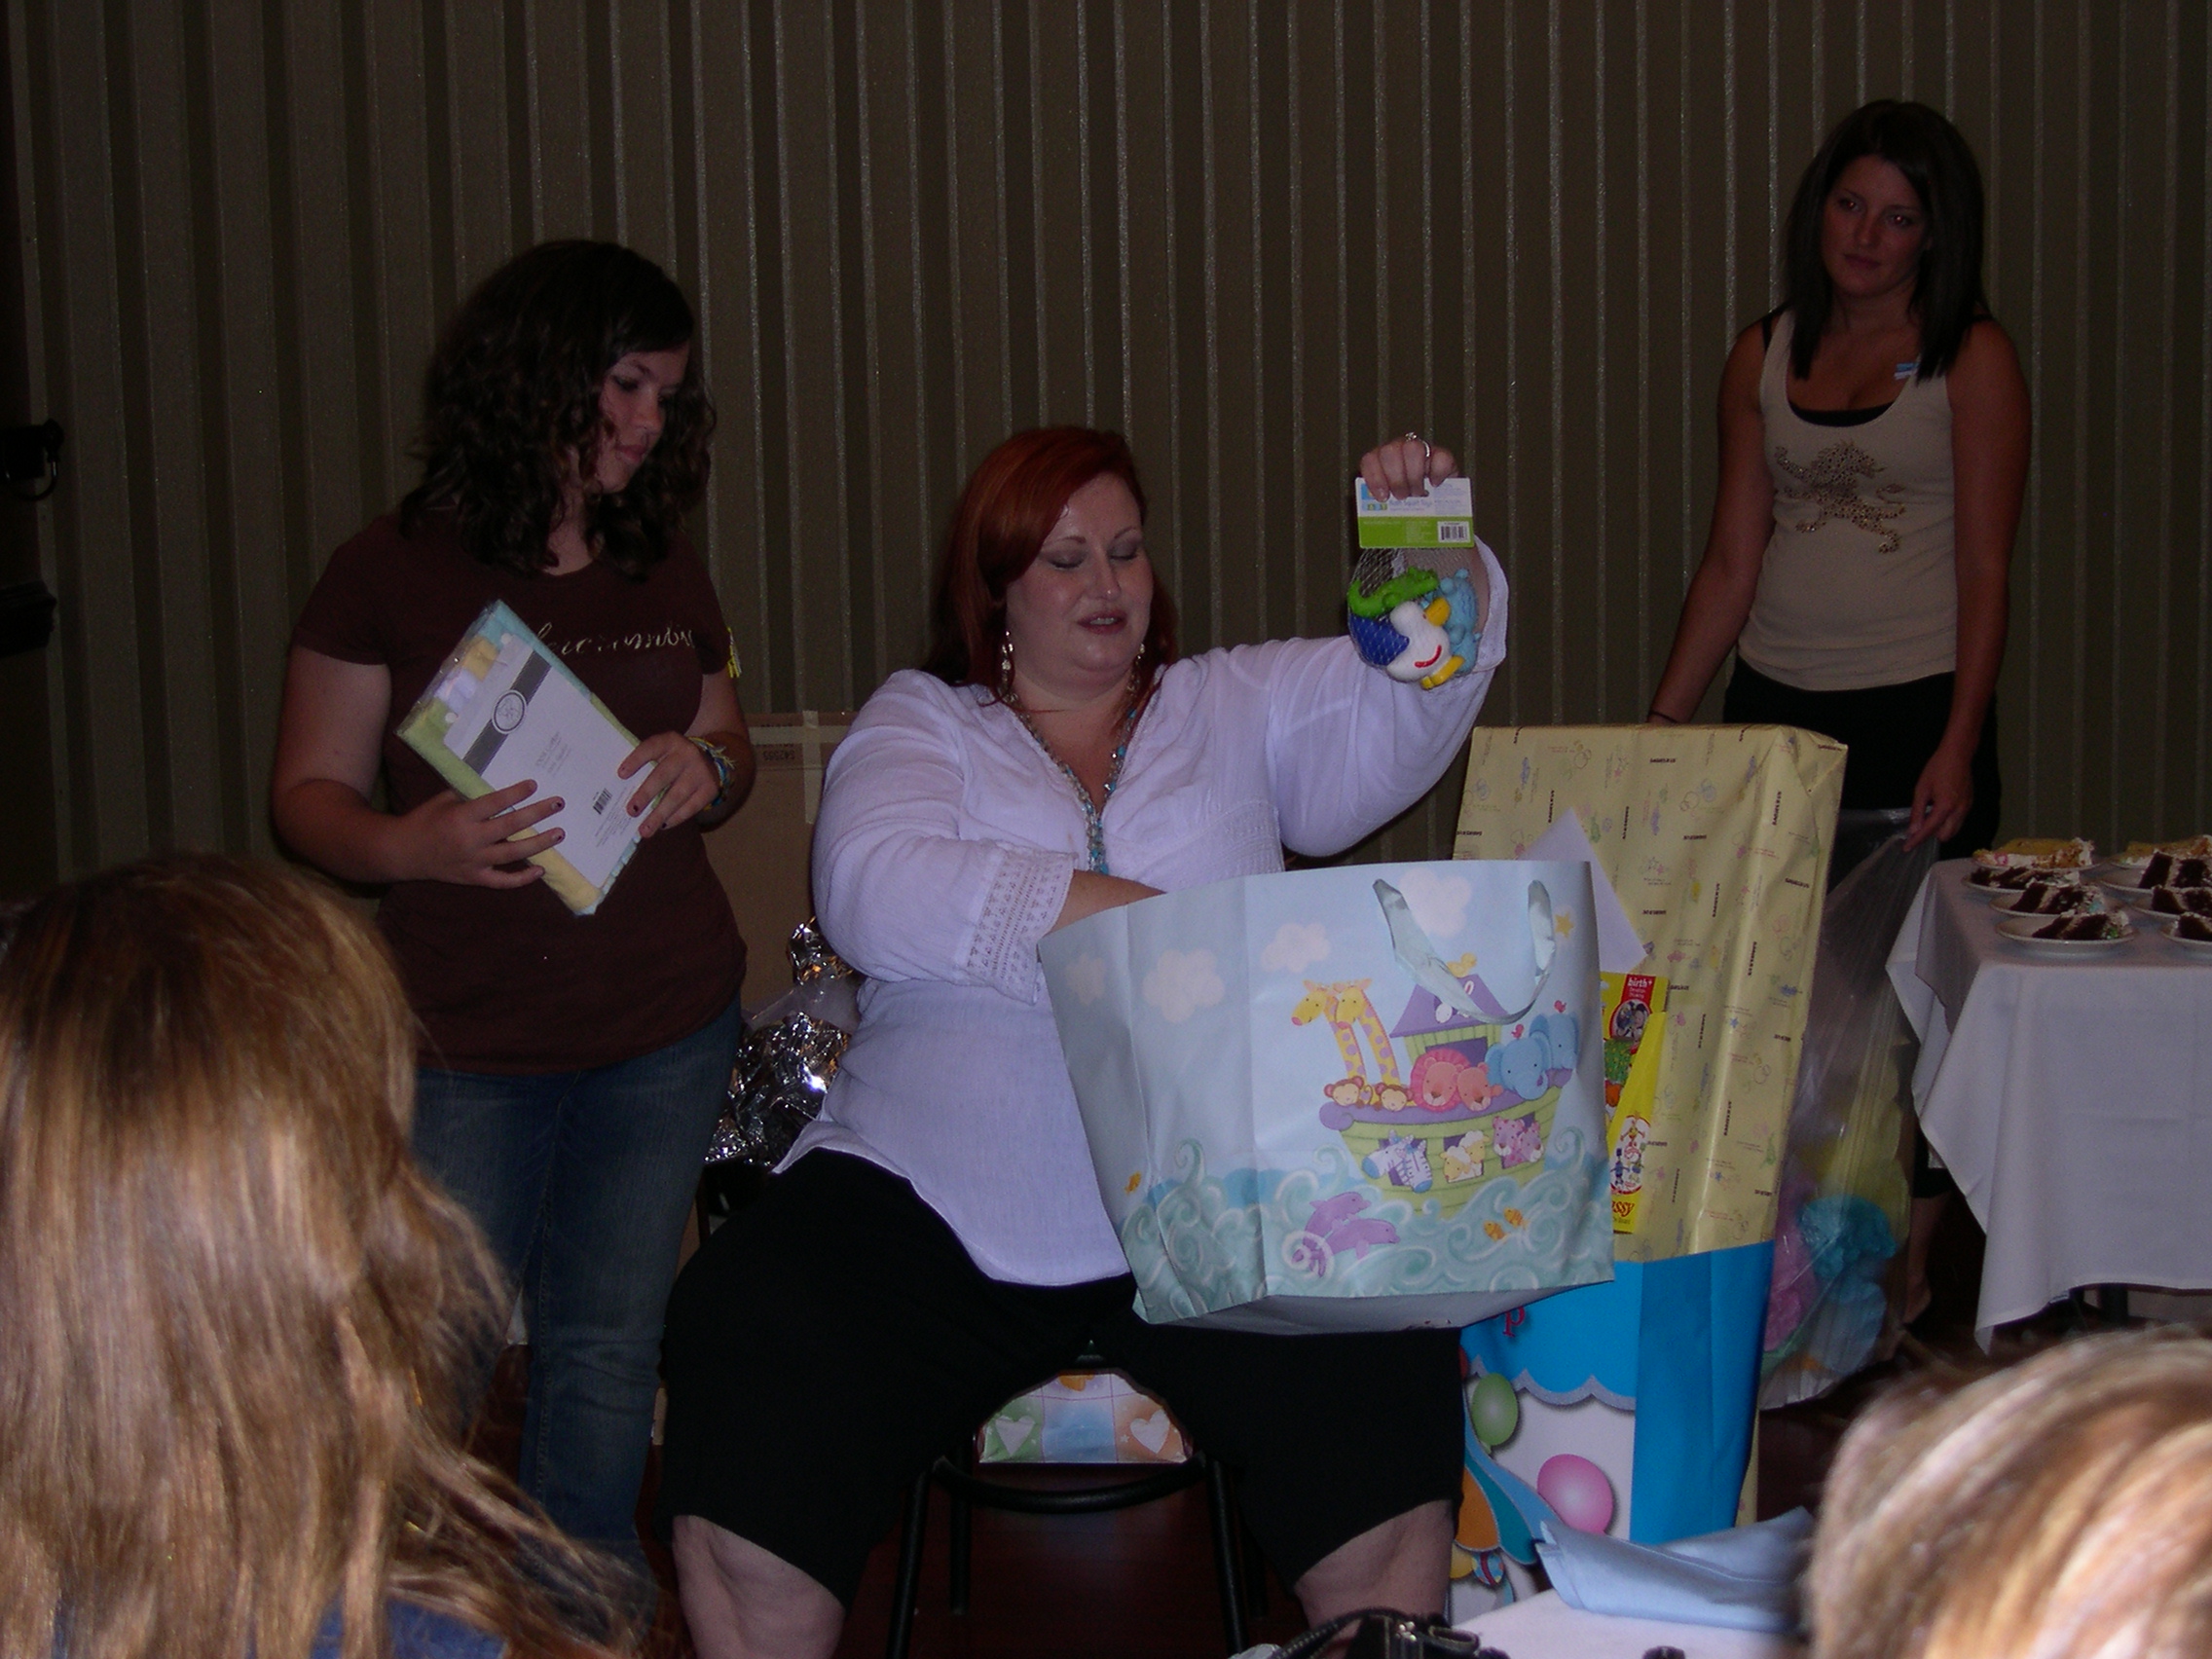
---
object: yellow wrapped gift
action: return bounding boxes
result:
[1456,725,1846,1262]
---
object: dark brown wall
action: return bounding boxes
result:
[5,1,2208,890]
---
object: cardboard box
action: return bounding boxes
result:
[701,713,854,1010]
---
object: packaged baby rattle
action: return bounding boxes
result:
[1347,475,1483,687]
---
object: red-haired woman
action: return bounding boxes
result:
[656,429,1509,1657]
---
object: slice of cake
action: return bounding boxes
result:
[1973,836,2096,873]
[2032,913,2128,940]
[2121,833,2212,866]
[2175,913,2212,941]
[2150,887,2212,916]
[1970,863,2079,891]
[2141,852,2212,888]
[2010,880,2100,914]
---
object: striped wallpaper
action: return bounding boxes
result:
[5,0,2208,883]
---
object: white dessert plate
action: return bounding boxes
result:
[2161,921,2212,958]
[2095,878,2162,912]
[1997,914,2133,952]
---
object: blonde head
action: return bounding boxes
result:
[0,855,628,1659]
[1809,1327,2212,1659]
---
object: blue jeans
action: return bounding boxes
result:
[412,994,742,1578]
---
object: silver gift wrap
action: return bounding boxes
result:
[704,921,861,1169]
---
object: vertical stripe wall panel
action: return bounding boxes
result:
[5,0,2209,883]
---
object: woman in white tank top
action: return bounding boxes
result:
[1647,101,2028,862]
[1647,101,2029,1329]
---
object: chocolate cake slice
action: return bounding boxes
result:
[2144,852,2212,888]
[1971,865,2054,891]
[2012,881,2097,913]
[2176,913,2212,941]
[2151,887,2212,916]
[2032,913,2127,940]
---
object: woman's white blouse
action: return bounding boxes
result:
[789,545,1510,1285]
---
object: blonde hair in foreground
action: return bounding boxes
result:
[1809,1327,2212,1659]
[0,855,631,1659]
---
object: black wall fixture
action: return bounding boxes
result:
[1,421,62,500]
[0,579,55,657]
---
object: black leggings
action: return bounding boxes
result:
[1722,660,2001,863]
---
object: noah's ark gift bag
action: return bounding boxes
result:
[1041,860,1608,1335]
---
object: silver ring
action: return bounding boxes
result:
[1401,430,1430,457]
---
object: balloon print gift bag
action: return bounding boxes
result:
[1040,861,1611,1334]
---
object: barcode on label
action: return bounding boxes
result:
[1437,521,1471,543]
[591,789,612,815]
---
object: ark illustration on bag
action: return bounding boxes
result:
[1041,860,1611,1334]
[1319,878,1582,1218]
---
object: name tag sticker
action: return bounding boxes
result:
[1353,475,1475,550]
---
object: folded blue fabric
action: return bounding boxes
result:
[1465,1428,1809,1634]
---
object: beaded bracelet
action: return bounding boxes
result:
[688,735,735,808]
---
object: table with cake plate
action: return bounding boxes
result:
[1885,859,2212,1347]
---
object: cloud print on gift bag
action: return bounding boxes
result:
[1398,867,1473,937]
[1261,921,1331,974]
[1143,948,1225,1023]
[1065,953,1109,1006]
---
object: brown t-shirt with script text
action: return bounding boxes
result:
[292,511,744,1072]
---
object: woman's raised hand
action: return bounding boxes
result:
[1359,433,1458,500]
[391,779,564,887]
[618,731,722,836]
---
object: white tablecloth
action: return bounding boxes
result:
[1456,1590,1802,1658]
[1887,861,2212,1345]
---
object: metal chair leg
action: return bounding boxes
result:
[948,1463,973,1615]
[1241,1515,1269,1614]
[1202,1453,1249,1654]
[885,1469,933,1659]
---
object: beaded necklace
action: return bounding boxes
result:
[1006,670,1144,876]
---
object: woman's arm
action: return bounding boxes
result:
[1908,319,2029,849]
[269,646,565,886]
[617,671,757,835]
[1264,541,1509,858]
[814,679,1087,996]
[1646,323,1776,723]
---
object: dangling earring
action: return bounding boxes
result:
[998,632,1015,699]
[1129,641,1146,696]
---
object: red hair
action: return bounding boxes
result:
[923,426,1179,689]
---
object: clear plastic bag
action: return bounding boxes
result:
[1759,811,1935,1409]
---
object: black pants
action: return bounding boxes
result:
[655,1152,1466,1607]
[1722,660,2001,864]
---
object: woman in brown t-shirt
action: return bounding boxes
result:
[271,240,753,1595]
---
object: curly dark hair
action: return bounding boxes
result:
[399,240,715,579]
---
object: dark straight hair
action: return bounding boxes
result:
[1781,100,1988,383]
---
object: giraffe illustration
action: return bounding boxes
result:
[1292,979,1402,1085]
[1293,981,1368,1080]
[1329,980,1402,1085]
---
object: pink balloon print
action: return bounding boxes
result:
[1536,1454,1614,1534]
